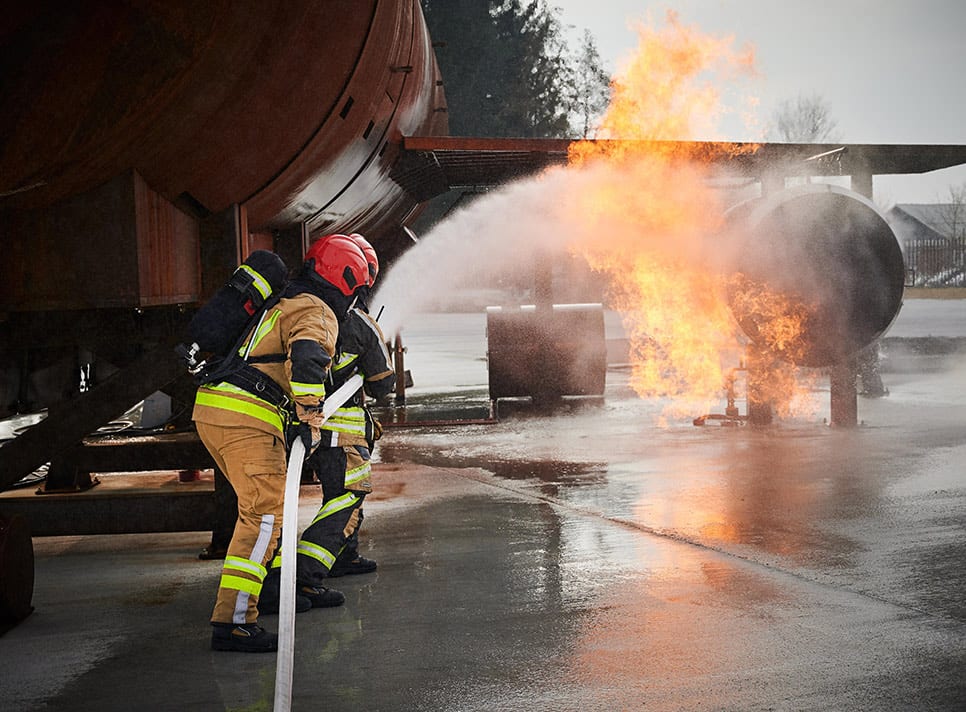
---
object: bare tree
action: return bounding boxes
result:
[938,182,966,241]
[937,182,966,287]
[770,93,841,143]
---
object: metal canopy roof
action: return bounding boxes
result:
[393,136,966,201]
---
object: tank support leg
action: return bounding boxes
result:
[829,361,858,427]
[393,333,406,405]
[745,345,774,427]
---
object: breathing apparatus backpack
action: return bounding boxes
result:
[176,250,291,406]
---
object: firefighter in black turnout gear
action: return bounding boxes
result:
[309,233,393,578]
[259,233,394,611]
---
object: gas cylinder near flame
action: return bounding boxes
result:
[724,184,905,368]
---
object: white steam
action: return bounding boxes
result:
[371,168,584,338]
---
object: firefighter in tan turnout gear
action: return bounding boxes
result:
[194,236,371,653]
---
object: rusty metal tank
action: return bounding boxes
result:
[724,184,905,367]
[486,304,607,401]
[0,0,447,416]
[0,0,446,234]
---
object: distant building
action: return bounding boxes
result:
[886,204,965,287]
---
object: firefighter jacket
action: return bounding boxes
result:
[319,307,394,448]
[192,293,338,437]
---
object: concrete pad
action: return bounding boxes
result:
[1,305,964,710]
[1,448,963,710]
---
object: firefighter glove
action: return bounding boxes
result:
[298,421,321,456]
[295,403,326,456]
[295,402,326,428]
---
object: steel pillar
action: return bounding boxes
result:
[829,359,859,428]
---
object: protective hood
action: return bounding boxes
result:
[284,269,356,322]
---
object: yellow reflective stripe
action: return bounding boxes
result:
[196,387,284,433]
[196,389,283,432]
[321,407,366,435]
[310,492,360,526]
[330,407,364,418]
[238,264,272,300]
[205,381,260,397]
[344,460,371,487]
[291,381,326,398]
[332,354,360,372]
[296,541,336,567]
[224,556,267,580]
[321,424,366,435]
[220,574,263,596]
[322,422,366,435]
[238,309,282,356]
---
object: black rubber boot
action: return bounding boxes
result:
[198,544,228,561]
[328,552,377,578]
[211,623,278,653]
[299,584,345,608]
[258,570,312,615]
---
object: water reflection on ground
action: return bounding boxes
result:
[375,311,966,625]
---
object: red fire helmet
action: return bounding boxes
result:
[304,234,369,296]
[348,233,379,286]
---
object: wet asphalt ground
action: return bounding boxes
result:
[1,300,964,711]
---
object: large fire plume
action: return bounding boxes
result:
[563,12,814,419]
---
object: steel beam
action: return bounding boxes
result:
[0,488,214,536]
[0,343,184,491]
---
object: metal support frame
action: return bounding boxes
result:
[0,343,185,492]
[825,168,876,428]
[393,332,407,404]
[829,359,859,428]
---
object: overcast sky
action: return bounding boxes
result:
[552,0,966,204]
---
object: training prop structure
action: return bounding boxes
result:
[486,303,606,401]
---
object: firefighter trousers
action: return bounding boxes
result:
[196,422,287,625]
[294,444,370,585]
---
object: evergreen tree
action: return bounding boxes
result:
[422,0,595,138]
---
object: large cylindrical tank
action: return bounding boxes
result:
[0,0,447,418]
[0,0,446,235]
[724,184,905,367]
[0,0,446,315]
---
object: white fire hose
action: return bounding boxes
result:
[273,373,364,712]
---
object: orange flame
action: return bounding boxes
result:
[562,12,815,420]
[727,274,812,361]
